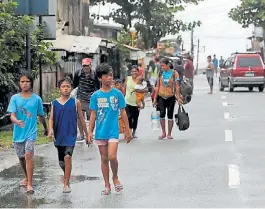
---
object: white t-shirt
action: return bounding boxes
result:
[135,81,147,90]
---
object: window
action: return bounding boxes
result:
[237,57,261,67]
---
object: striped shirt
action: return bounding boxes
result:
[77,70,100,102]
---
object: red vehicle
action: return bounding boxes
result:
[219,52,265,92]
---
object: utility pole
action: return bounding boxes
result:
[191,28,194,57]
[195,39,205,75]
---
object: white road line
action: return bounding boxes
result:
[228,164,240,188]
[225,130,233,142]
[222,95,226,99]
[224,112,230,119]
[222,102,228,106]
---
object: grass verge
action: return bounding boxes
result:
[0,123,51,149]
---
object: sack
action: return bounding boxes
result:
[180,79,192,104]
[175,105,190,131]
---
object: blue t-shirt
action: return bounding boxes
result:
[7,93,44,142]
[90,88,126,140]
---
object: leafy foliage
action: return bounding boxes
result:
[229,0,265,29]
[92,0,202,49]
[0,1,57,97]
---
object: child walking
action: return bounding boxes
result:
[88,63,131,195]
[7,72,48,194]
[48,78,90,193]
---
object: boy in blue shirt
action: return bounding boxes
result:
[48,78,90,193]
[88,63,131,195]
[7,72,48,194]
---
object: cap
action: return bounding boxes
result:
[82,58,92,66]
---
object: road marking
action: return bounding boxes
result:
[222,102,228,106]
[228,164,240,188]
[224,112,230,119]
[222,96,226,99]
[225,130,233,142]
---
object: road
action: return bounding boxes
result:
[1,74,265,207]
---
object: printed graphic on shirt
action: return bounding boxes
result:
[17,106,32,118]
[110,96,119,111]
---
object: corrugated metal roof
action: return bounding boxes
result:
[71,36,102,54]
[48,34,102,54]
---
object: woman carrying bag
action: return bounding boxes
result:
[153,58,183,140]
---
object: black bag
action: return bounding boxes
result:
[175,105,190,131]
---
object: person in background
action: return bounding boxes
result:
[174,59,184,82]
[7,72,48,194]
[153,58,183,140]
[73,58,100,142]
[219,56,225,68]
[138,62,144,77]
[148,60,159,88]
[124,66,148,138]
[212,54,218,77]
[184,55,195,92]
[206,55,214,94]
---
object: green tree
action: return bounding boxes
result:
[229,0,265,41]
[92,0,202,49]
[0,2,56,104]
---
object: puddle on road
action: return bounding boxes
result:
[0,156,101,208]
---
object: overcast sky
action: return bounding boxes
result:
[91,0,253,67]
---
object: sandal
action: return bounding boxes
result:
[101,187,111,195]
[114,184,123,193]
[26,187,35,195]
[19,179,27,187]
[158,135,166,140]
[167,135,173,140]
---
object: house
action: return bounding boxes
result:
[91,21,122,40]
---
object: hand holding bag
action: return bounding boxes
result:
[175,105,190,131]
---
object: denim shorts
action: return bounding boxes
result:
[13,140,35,158]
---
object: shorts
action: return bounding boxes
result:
[80,100,91,120]
[95,139,119,146]
[56,146,75,162]
[13,140,35,158]
[136,93,145,103]
[207,77,213,87]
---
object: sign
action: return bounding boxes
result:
[14,0,52,16]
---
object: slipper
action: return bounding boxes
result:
[26,188,35,195]
[63,186,71,193]
[158,135,166,140]
[167,136,173,139]
[19,179,27,187]
[101,187,111,195]
[114,184,123,193]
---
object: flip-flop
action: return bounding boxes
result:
[158,135,166,140]
[167,136,173,139]
[26,188,35,194]
[101,187,111,195]
[19,179,27,187]
[63,186,71,193]
[114,184,123,193]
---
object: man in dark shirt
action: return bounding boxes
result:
[73,58,100,142]
[184,55,194,92]
[174,60,184,81]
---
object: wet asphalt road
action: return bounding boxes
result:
[1,74,265,207]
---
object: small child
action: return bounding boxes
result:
[115,79,125,135]
[131,76,147,109]
[48,78,90,193]
[88,63,131,195]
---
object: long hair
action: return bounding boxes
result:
[18,71,34,92]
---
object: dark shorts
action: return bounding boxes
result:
[207,77,213,87]
[56,146,75,162]
[14,140,35,158]
[80,100,91,120]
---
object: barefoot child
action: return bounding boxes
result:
[7,72,48,194]
[48,78,90,193]
[131,76,146,109]
[88,63,131,195]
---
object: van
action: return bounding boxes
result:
[219,52,265,92]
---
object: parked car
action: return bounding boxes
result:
[219,52,265,92]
